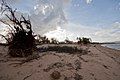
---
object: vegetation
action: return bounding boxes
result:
[0,1,36,57]
[35,35,92,45]
[76,37,82,44]
[38,46,88,55]
[65,37,73,44]
[77,37,92,44]
[51,38,59,44]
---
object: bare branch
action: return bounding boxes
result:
[0,34,10,43]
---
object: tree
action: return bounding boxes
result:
[77,37,92,44]
[82,37,91,44]
[0,1,36,57]
[51,38,58,44]
[76,37,82,44]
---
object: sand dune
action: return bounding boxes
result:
[0,44,120,80]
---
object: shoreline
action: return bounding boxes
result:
[101,44,120,51]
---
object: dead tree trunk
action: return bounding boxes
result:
[0,1,35,57]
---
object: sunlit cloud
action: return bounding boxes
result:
[29,0,67,34]
[44,26,75,41]
[44,22,98,42]
[45,22,120,42]
[85,0,93,4]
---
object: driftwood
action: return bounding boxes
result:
[0,0,35,57]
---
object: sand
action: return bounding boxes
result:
[0,44,120,80]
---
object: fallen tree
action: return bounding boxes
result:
[0,1,35,57]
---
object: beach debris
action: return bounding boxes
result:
[0,1,36,57]
[50,71,61,79]
[103,64,109,69]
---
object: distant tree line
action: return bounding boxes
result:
[35,35,92,44]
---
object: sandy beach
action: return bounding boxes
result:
[0,44,120,80]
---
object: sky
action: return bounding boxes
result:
[0,0,120,42]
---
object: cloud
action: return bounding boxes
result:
[85,0,93,4]
[94,22,120,42]
[62,0,71,4]
[44,26,75,41]
[0,0,67,34]
[112,22,120,29]
[29,0,67,34]
[44,22,98,42]
[44,22,120,42]
[0,22,10,43]
[0,0,119,43]
[0,0,21,4]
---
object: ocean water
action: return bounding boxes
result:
[102,44,120,50]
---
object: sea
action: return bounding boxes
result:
[102,43,120,50]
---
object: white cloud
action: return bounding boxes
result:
[0,22,10,43]
[85,0,93,4]
[0,0,21,4]
[112,22,120,29]
[44,26,75,41]
[44,22,120,42]
[29,0,67,34]
[94,22,120,42]
[44,22,98,42]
